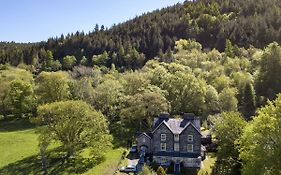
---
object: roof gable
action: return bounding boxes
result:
[180,122,202,135]
[137,132,152,139]
[152,115,201,134]
[152,120,173,134]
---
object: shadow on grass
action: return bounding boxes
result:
[0,118,36,132]
[0,149,105,175]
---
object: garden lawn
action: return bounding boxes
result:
[83,148,126,175]
[0,119,126,175]
[0,119,38,168]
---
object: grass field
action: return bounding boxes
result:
[0,119,38,168]
[0,119,126,175]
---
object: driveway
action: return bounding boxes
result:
[126,152,144,171]
[127,152,139,166]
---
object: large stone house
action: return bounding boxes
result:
[137,113,202,173]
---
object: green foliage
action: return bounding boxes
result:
[35,71,71,104]
[121,89,170,131]
[93,78,124,122]
[162,71,206,114]
[175,39,202,51]
[36,100,112,158]
[213,112,246,160]
[138,165,156,175]
[218,88,238,112]
[63,55,77,70]
[6,80,35,117]
[156,166,167,175]
[0,67,34,118]
[256,42,281,100]
[239,94,281,175]
[242,82,256,119]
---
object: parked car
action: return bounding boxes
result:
[130,145,138,153]
[119,165,137,173]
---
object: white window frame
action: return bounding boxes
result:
[161,134,166,141]
[187,144,193,152]
[174,134,179,142]
[161,143,166,151]
[188,135,193,142]
[174,143,179,151]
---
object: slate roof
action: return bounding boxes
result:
[152,113,201,134]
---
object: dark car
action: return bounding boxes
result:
[130,145,138,153]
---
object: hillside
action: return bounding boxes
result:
[1,0,281,70]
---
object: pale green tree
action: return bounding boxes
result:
[219,88,238,112]
[36,100,112,158]
[6,80,35,117]
[35,71,70,104]
[63,55,77,70]
[239,94,281,175]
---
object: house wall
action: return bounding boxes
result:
[153,123,173,152]
[153,156,201,168]
[137,134,152,153]
[179,125,201,154]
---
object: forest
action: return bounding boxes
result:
[1,0,281,175]
[1,0,281,70]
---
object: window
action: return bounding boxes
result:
[142,138,146,143]
[161,134,166,141]
[174,143,179,151]
[188,135,193,142]
[187,144,193,152]
[174,134,179,142]
[161,157,168,164]
[161,143,166,151]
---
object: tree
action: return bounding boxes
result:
[157,166,167,175]
[239,94,281,175]
[6,80,35,117]
[162,71,206,114]
[138,165,156,175]
[121,89,170,133]
[204,85,220,116]
[256,42,281,100]
[219,88,238,112]
[0,67,34,118]
[213,112,247,159]
[35,71,70,104]
[93,78,124,122]
[212,112,247,175]
[242,82,256,119]
[62,55,77,70]
[70,77,94,104]
[36,100,112,158]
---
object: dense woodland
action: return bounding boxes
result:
[1,0,281,175]
[1,0,281,70]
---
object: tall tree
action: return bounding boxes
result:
[256,42,281,100]
[242,82,256,119]
[239,94,281,175]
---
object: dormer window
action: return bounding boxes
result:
[161,134,166,141]
[174,134,179,142]
[188,135,193,142]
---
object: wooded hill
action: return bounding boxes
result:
[1,0,281,70]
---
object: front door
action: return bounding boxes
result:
[174,162,180,175]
